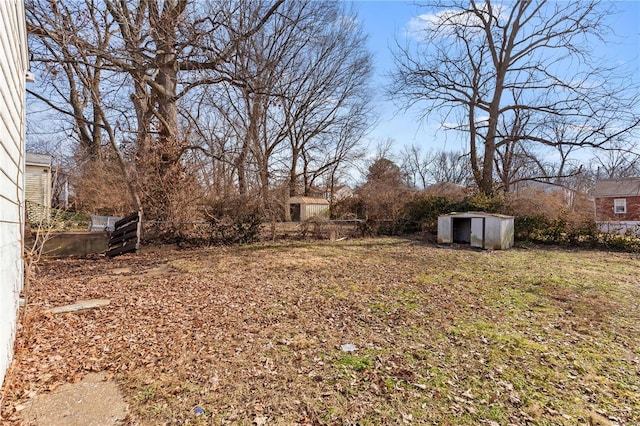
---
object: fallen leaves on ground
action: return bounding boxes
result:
[1,238,639,425]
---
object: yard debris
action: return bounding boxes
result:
[461,388,475,399]
[47,299,111,314]
[253,415,268,425]
[340,343,357,352]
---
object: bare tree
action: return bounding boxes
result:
[276,2,372,197]
[493,104,540,192]
[27,0,285,224]
[27,1,143,219]
[391,0,640,195]
[26,1,112,160]
[203,0,372,205]
[400,144,434,189]
[591,139,640,179]
[400,144,472,188]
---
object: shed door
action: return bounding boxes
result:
[470,217,485,248]
[290,203,301,221]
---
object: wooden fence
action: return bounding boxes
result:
[107,212,141,257]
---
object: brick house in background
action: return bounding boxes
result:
[594,178,640,235]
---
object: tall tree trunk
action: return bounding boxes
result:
[289,145,299,197]
[235,141,248,196]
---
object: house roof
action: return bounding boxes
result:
[333,185,352,192]
[25,152,51,167]
[594,178,640,198]
[286,196,330,205]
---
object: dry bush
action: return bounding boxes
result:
[136,153,206,224]
[422,182,470,202]
[72,157,133,216]
[203,195,265,244]
[506,188,592,223]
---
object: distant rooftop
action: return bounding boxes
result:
[594,178,640,198]
[25,152,51,167]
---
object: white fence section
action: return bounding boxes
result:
[88,215,123,232]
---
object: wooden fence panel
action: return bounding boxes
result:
[107,212,140,257]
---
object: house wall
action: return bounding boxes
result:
[0,0,28,387]
[595,196,640,222]
[25,164,50,206]
[25,161,52,224]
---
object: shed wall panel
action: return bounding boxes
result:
[470,217,484,248]
[482,217,496,249]
[437,216,451,244]
[302,204,329,221]
[500,218,514,250]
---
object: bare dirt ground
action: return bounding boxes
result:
[1,238,639,425]
[22,372,127,425]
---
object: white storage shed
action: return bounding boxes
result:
[285,196,330,222]
[438,212,514,250]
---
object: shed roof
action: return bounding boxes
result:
[286,196,330,205]
[442,211,514,219]
[594,178,640,198]
[25,152,51,167]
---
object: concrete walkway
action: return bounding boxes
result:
[23,372,127,426]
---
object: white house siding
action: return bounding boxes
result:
[0,0,28,387]
[596,221,640,236]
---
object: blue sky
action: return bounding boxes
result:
[351,1,640,156]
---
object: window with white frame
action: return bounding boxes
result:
[614,198,627,214]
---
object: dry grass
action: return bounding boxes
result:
[2,238,639,425]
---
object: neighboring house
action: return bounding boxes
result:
[594,178,640,235]
[0,0,29,387]
[285,196,330,222]
[306,185,354,203]
[324,185,353,202]
[25,152,52,222]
